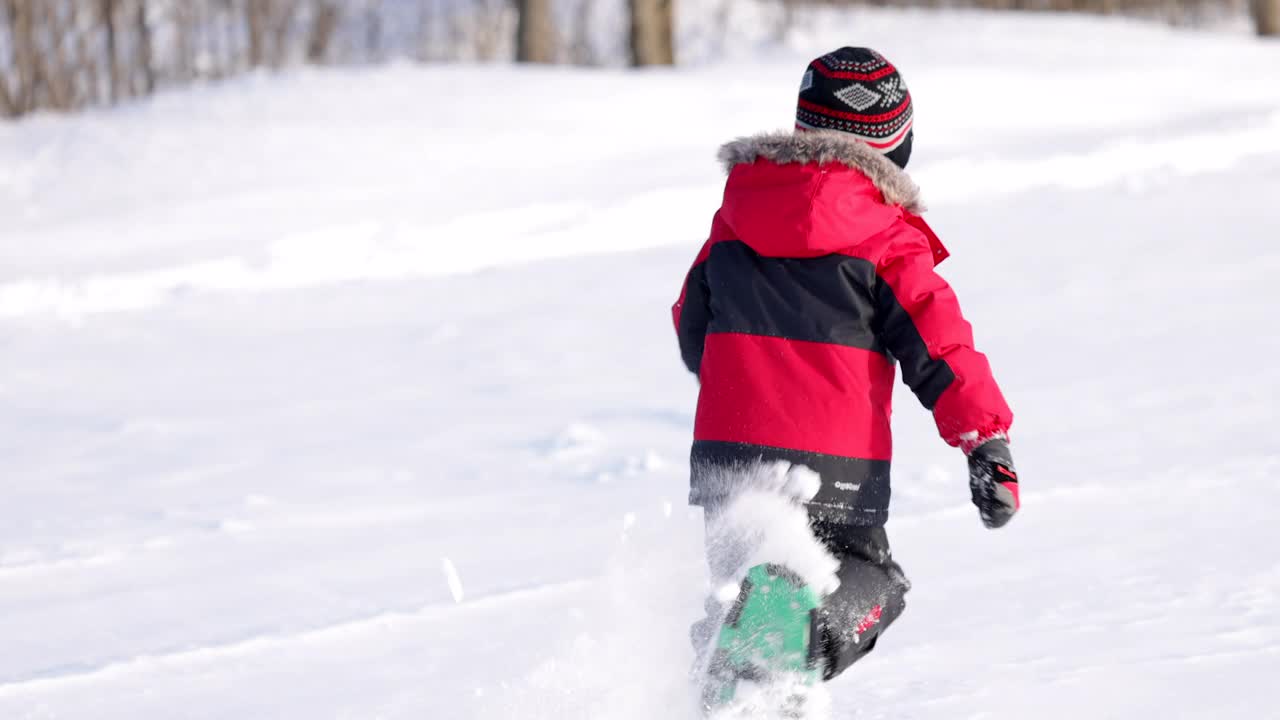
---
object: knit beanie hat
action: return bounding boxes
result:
[796,47,914,169]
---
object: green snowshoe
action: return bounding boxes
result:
[700,563,825,715]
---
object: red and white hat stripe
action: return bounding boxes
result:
[795,117,914,153]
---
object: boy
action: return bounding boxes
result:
[672,47,1020,709]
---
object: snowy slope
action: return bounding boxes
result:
[2,9,1279,719]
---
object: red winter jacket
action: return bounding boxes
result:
[673,131,1012,526]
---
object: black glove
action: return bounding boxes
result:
[967,438,1019,529]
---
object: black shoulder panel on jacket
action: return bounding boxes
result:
[703,241,886,354]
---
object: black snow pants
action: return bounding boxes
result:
[692,511,911,681]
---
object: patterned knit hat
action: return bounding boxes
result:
[797,47,914,168]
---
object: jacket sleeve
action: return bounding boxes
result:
[873,223,1012,453]
[672,239,713,376]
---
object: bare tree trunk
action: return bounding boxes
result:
[0,1,15,117]
[74,2,102,104]
[221,0,238,76]
[1255,0,1280,34]
[136,0,155,94]
[40,2,77,111]
[101,0,120,102]
[515,0,556,63]
[269,0,299,67]
[0,77,13,117]
[10,0,39,113]
[172,0,193,81]
[364,0,382,62]
[629,0,674,66]
[306,0,339,63]
[247,0,268,66]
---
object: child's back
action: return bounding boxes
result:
[676,47,1022,715]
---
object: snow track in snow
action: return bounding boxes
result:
[0,578,590,699]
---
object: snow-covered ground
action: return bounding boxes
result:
[2,8,1279,719]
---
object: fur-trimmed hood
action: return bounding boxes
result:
[718,130,924,215]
